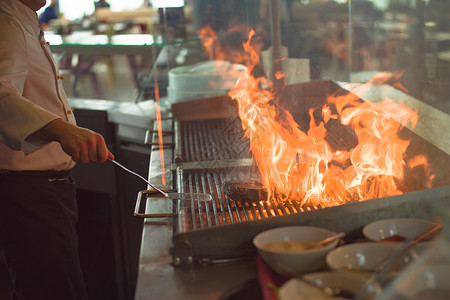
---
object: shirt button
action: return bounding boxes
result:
[67,110,72,114]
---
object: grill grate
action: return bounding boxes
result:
[176,118,330,232]
[180,118,250,162]
[179,168,316,231]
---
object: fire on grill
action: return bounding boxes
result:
[148,27,450,268]
[181,29,435,209]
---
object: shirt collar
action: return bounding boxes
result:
[1,0,41,37]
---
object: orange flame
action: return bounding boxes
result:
[408,155,435,188]
[198,26,431,208]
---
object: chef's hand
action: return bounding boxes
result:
[29,118,114,163]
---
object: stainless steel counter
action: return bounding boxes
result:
[135,225,256,300]
[134,119,257,299]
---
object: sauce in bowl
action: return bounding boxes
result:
[263,241,325,252]
[381,234,406,242]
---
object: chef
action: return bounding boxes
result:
[0,0,113,298]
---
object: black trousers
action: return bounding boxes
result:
[0,171,88,300]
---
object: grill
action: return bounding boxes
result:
[176,118,251,228]
[176,118,308,232]
[140,80,450,269]
[175,117,361,232]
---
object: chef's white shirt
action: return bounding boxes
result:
[0,0,76,171]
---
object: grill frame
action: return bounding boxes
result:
[171,186,450,267]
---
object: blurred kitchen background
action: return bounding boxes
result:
[40,0,450,114]
[1,0,448,300]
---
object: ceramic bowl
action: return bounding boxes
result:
[253,226,340,274]
[362,218,441,253]
[326,242,418,282]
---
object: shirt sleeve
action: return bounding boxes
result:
[0,16,60,153]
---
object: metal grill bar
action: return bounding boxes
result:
[187,174,197,230]
[181,119,251,162]
[177,168,294,232]
[199,121,213,161]
[200,173,213,228]
[184,122,197,162]
[219,172,243,223]
[215,172,235,223]
[206,171,222,226]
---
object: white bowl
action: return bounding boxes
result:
[362,218,441,253]
[253,226,340,274]
[278,271,368,300]
[326,242,418,281]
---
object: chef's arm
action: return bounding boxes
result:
[28,118,114,163]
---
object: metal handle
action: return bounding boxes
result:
[134,190,178,218]
[110,159,212,202]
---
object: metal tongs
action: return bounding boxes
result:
[109,158,212,202]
